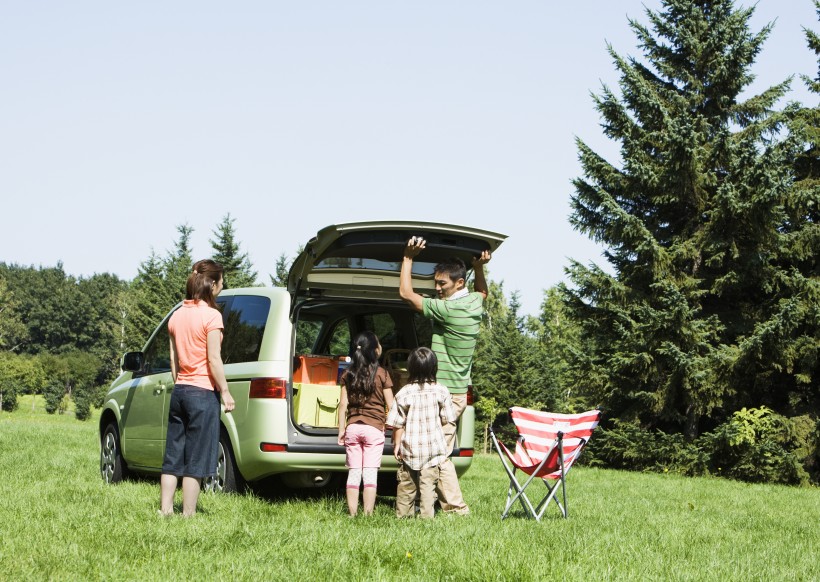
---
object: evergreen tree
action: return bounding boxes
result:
[536,286,586,411]
[473,285,553,414]
[269,252,291,288]
[270,246,305,288]
[729,4,820,416]
[126,250,167,349]
[166,223,194,298]
[471,279,508,402]
[210,213,257,288]
[126,225,194,349]
[563,0,793,437]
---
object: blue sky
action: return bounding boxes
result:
[2,1,816,316]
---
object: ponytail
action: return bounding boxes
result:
[186,259,224,308]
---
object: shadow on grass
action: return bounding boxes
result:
[248,472,399,504]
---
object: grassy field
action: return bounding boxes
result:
[1,399,818,581]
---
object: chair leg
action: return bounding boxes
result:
[505,469,543,521]
[534,478,566,520]
[492,430,540,520]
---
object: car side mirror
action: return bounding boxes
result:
[122,351,145,372]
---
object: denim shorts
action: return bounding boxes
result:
[161,384,221,479]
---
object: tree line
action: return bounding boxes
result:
[0,214,276,419]
[0,0,817,485]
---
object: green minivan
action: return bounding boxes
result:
[99,221,506,492]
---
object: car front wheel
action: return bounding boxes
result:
[100,423,128,484]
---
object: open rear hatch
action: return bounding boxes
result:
[288,221,507,302]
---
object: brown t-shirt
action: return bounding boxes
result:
[343,367,393,431]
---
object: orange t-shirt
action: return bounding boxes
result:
[168,300,224,390]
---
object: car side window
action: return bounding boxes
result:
[327,319,350,356]
[413,313,432,349]
[143,322,171,375]
[221,295,270,364]
[295,317,322,355]
[361,313,402,352]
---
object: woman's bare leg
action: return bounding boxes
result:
[160,474,178,515]
[181,477,202,517]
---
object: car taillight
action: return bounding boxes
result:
[249,378,287,399]
[458,449,473,457]
[466,385,474,405]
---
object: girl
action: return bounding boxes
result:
[386,347,456,518]
[160,259,235,517]
[337,331,394,516]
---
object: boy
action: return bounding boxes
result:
[388,347,456,518]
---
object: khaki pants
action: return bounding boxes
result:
[436,393,469,514]
[396,463,439,518]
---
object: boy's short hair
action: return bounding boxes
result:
[407,347,438,385]
[434,257,467,283]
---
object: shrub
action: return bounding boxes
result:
[586,409,818,486]
[708,407,811,486]
[72,384,99,421]
[43,382,66,414]
[583,419,709,476]
[0,384,18,412]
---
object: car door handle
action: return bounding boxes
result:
[154,385,166,395]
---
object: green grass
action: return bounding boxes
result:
[1,401,818,581]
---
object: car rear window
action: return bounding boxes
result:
[314,257,437,275]
[221,295,270,364]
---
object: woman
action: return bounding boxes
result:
[159,259,235,517]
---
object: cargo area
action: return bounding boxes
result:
[292,355,345,428]
[291,350,412,429]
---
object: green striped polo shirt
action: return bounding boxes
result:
[422,291,484,394]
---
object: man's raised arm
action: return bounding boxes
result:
[399,236,425,313]
[472,250,492,300]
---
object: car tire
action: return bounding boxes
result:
[100,423,129,484]
[204,430,245,494]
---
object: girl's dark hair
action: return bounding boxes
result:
[186,259,224,309]
[407,347,437,386]
[344,331,381,407]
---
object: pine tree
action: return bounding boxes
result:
[166,223,194,297]
[563,0,793,437]
[126,225,194,349]
[126,250,168,349]
[210,213,257,288]
[473,285,553,414]
[728,4,820,416]
[537,286,585,411]
[269,252,291,288]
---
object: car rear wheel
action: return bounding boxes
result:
[204,431,245,493]
[100,423,129,484]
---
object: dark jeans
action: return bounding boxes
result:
[161,384,220,479]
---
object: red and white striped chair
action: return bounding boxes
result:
[490,407,601,520]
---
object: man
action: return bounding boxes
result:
[399,235,491,515]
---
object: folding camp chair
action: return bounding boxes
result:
[489,408,601,520]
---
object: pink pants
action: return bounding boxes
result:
[344,423,385,469]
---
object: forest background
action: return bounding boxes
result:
[1,0,818,487]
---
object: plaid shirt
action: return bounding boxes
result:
[387,382,457,470]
